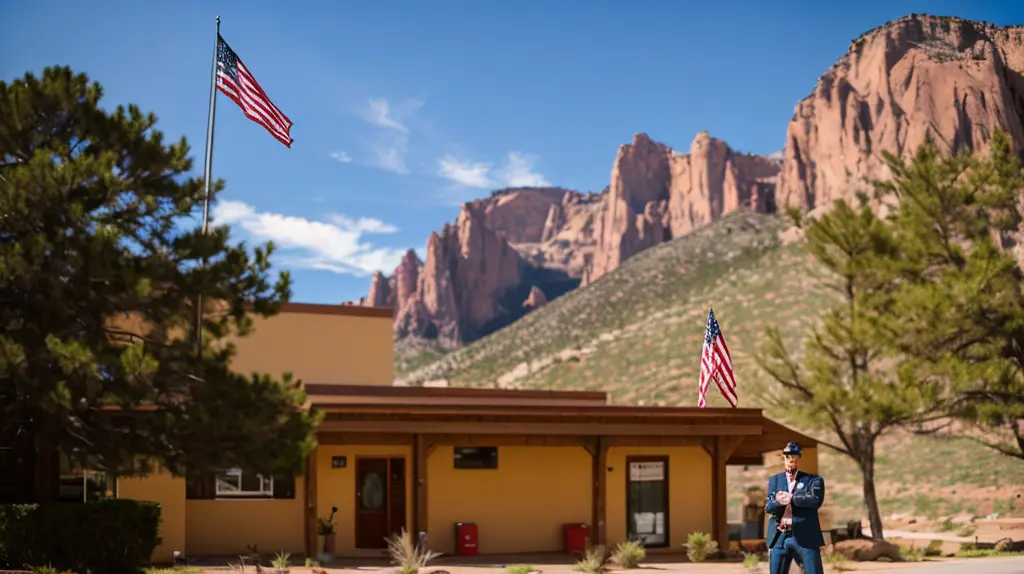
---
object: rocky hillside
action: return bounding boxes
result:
[360,14,1024,347]
[357,133,778,344]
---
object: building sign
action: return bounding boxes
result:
[629,461,665,482]
[331,456,348,469]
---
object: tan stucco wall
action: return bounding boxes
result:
[427,445,592,554]
[185,492,306,557]
[117,469,187,564]
[230,308,393,386]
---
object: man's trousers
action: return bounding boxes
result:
[769,531,823,574]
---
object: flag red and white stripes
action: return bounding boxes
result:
[215,34,294,147]
[698,308,738,408]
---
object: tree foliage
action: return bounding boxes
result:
[756,197,930,540]
[757,131,1024,540]
[875,131,1024,460]
[0,66,319,497]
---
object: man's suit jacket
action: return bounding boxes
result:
[764,470,826,549]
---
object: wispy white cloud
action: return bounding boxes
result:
[437,152,550,189]
[369,133,409,174]
[438,155,494,188]
[345,97,424,175]
[329,150,352,163]
[359,98,422,132]
[213,200,405,277]
[495,152,551,187]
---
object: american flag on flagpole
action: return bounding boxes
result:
[215,34,294,147]
[698,307,738,408]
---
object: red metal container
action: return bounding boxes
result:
[455,522,479,556]
[563,523,590,554]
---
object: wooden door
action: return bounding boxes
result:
[356,457,408,549]
[356,458,390,549]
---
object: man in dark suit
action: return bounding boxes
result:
[765,442,825,574]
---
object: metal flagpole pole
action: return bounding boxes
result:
[195,15,221,359]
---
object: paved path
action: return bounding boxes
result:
[864,556,1024,573]
[876,529,987,543]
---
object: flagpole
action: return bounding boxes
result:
[195,15,221,358]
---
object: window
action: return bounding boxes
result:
[186,468,296,500]
[215,468,274,498]
[453,446,498,469]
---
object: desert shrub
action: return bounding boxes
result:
[572,545,609,574]
[386,529,440,574]
[612,540,646,569]
[684,531,718,563]
[823,549,851,572]
[0,500,161,574]
[994,538,1013,553]
[939,518,954,531]
[506,565,535,574]
[742,552,762,572]
[956,524,976,537]
[271,551,291,568]
[900,543,923,562]
[924,540,943,557]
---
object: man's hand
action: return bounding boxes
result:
[775,491,792,505]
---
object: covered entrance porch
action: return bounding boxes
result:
[302,384,818,558]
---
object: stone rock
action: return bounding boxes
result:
[365,271,392,308]
[833,539,902,561]
[777,14,1024,211]
[522,286,548,310]
[994,537,1013,552]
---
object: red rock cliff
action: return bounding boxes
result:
[777,14,1024,210]
[588,132,781,283]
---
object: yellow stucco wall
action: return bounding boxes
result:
[230,307,394,386]
[185,487,306,556]
[605,446,713,550]
[117,469,187,564]
[316,444,414,556]
[427,445,592,554]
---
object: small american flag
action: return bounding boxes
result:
[216,34,294,147]
[698,308,738,408]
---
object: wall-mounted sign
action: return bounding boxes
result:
[331,456,348,469]
[629,461,665,482]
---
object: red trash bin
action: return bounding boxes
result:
[563,523,590,553]
[455,522,479,556]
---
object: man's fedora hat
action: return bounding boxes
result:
[782,442,802,456]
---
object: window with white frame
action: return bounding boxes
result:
[214,467,274,498]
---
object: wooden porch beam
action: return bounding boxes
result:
[413,434,430,541]
[591,436,608,546]
[711,436,745,555]
[317,432,414,446]
[304,446,319,559]
[319,420,762,437]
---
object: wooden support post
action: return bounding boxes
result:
[304,446,319,559]
[591,436,608,547]
[711,436,744,555]
[413,434,431,544]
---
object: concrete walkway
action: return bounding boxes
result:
[196,556,1024,574]
[861,556,1024,573]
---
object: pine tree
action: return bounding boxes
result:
[876,131,1024,460]
[756,197,939,541]
[0,67,319,501]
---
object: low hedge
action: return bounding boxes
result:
[0,499,161,574]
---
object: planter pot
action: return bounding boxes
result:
[318,532,336,562]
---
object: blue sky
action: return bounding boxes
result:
[3,0,1022,304]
